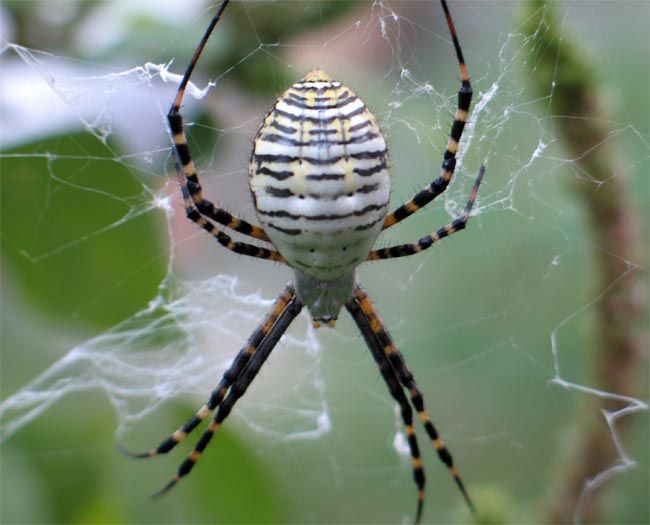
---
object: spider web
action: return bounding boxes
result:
[1,1,648,524]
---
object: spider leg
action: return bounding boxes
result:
[168,0,275,247]
[152,287,304,496]
[350,285,474,515]
[382,0,473,231]
[173,151,286,263]
[367,165,484,261]
[346,293,427,524]
[119,285,296,459]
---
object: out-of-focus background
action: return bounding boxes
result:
[1,1,647,524]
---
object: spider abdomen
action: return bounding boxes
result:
[249,70,390,280]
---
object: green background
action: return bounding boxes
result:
[1,1,648,524]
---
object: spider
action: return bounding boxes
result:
[122,1,484,522]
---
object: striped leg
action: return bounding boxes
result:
[382,0,473,230]
[368,165,483,261]
[152,289,304,496]
[177,167,286,263]
[119,285,296,459]
[352,285,474,514]
[346,294,427,524]
[169,110,270,242]
[168,0,274,248]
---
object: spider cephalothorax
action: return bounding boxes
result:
[122,1,484,523]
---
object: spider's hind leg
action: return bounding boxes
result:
[152,286,304,496]
[346,288,427,524]
[119,285,299,460]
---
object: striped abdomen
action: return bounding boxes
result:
[249,70,390,281]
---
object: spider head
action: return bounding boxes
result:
[301,68,333,82]
[293,270,355,328]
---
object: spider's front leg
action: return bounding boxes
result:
[167,0,286,261]
[120,285,303,495]
[168,107,271,244]
[382,0,473,232]
[368,164,484,261]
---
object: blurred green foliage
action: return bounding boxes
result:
[1,2,648,524]
[1,134,165,328]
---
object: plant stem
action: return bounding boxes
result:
[521,1,646,522]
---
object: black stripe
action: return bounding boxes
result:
[309,128,338,136]
[418,236,433,250]
[167,111,183,134]
[254,153,298,164]
[436,443,453,467]
[229,241,275,259]
[458,80,472,111]
[305,172,344,181]
[441,156,456,172]
[187,208,202,222]
[269,120,297,134]
[195,430,214,453]
[265,186,294,198]
[274,105,365,125]
[391,206,410,222]
[310,182,381,199]
[431,177,447,193]
[412,189,433,208]
[288,90,350,103]
[293,259,315,269]
[254,166,293,180]
[393,245,416,257]
[450,119,465,142]
[236,220,253,236]
[293,258,356,271]
[291,82,341,92]
[156,437,178,454]
[267,222,302,235]
[175,142,192,166]
[253,148,387,167]
[348,120,371,132]
[354,216,384,231]
[451,217,467,230]
[257,202,386,222]
[258,133,305,147]
[195,202,253,235]
[356,182,381,194]
[346,130,380,145]
[353,158,388,177]
[264,182,380,201]
[186,180,202,197]
[258,130,380,148]
[178,457,196,477]
[284,93,357,111]
[353,149,388,160]
[187,204,279,261]
[197,200,231,223]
